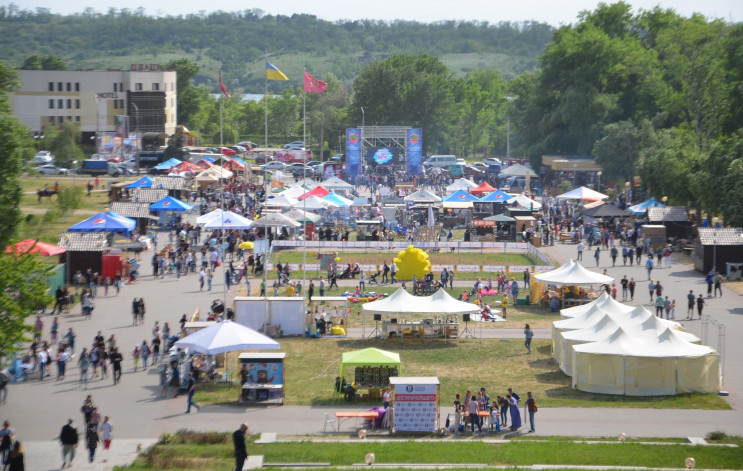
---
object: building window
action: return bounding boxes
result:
[120,83,124,92]
[135,83,143,91]
[57,99,63,108]
[66,82,71,92]
[66,116,72,121]
[48,99,54,109]
[57,116,63,124]
[75,82,80,92]
[57,82,63,92]
[119,99,124,109]
[48,116,54,124]
[75,99,80,109]
[114,83,118,92]
[113,100,118,109]
[152,83,159,91]
[67,99,72,109]
[48,82,54,92]
[75,116,80,122]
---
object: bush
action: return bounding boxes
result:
[706,430,728,441]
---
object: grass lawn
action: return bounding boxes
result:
[193,336,729,410]
[127,431,743,470]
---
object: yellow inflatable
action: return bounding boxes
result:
[393,245,431,280]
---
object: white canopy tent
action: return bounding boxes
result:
[534,260,613,286]
[253,212,301,228]
[403,188,442,203]
[196,209,223,226]
[197,166,234,180]
[509,193,543,210]
[446,178,477,193]
[499,163,537,177]
[560,291,635,319]
[556,186,609,201]
[283,208,321,224]
[293,178,319,189]
[264,193,298,208]
[321,176,354,191]
[281,186,309,199]
[571,327,720,395]
[291,195,336,211]
[173,320,280,354]
[362,287,479,315]
[202,211,255,230]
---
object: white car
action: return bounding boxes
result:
[32,151,54,165]
[483,158,501,167]
[260,162,287,171]
[36,164,68,175]
[283,141,305,149]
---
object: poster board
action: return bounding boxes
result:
[389,377,439,433]
[238,352,286,404]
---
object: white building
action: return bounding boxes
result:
[9,65,177,138]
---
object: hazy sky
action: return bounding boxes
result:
[7,0,741,25]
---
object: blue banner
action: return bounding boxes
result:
[406,128,423,175]
[345,128,362,179]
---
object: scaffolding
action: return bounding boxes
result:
[360,126,411,164]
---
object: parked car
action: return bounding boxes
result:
[287,163,312,176]
[463,165,484,176]
[470,162,489,171]
[36,164,69,175]
[32,151,54,165]
[330,154,344,162]
[283,141,305,149]
[254,155,275,164]
[483,157,501,167]
[260,162,287,171]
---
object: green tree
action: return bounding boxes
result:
[42,121,85,169]
[20,54,67,70]
[592,120,649,180]
[163,57,200,93]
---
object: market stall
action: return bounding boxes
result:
[238,352,286,405]
[338,348,401,402]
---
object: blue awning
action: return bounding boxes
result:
[150,196,193,212]
[154,158,183,170]
[68,212,136,235]
[443,189,480,202]
[125,176,154,189]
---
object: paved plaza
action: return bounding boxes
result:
[3,218,743,470]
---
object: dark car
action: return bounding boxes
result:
[254,154,275,164]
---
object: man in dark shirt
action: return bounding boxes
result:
[110,348,123,385]
[233,423,249,471]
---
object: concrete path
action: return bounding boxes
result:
[3,215,743,470]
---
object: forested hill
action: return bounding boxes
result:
[0,6,554,90]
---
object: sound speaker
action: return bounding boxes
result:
[391,318,398,324]
[463,313,470,322]
[373,314,382,321]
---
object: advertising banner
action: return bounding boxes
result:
[393,382,438,432]
[406,129,422,175]
[345,128,362,180]
[98,133,140,161]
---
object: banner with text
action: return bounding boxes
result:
[406,129,422,175]
[345,128,362,180]
[393,382,438,432]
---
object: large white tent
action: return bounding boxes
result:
[279,186,308,199]
[509,193,543,210]
[292,195,336,211]
[173,320,279,354]
[560,292,635,319]
[534,260,613,286]
[404,188,442,203]
[363,287,479,315]
[321,176,354,191]
[264,193,298,208]
[445,178,477,193]
[202,211,254,230]
[571,327,720,395]
[499,163,537,177]
[556,186,609,201]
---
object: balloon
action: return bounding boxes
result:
[393,246,432,280]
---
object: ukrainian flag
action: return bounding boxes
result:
[266,62,289,81]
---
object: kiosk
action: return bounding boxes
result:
[238,352,286,405]
[389,377,440,433]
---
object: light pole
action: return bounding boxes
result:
[712,217,719,273]
[596,171,602,193]
[506,95,513,159]
[131,103,140,175]
[33,133,44,152]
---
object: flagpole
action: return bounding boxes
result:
[263,52,269,326]
[301,73,307,328]
[218,67,226,316]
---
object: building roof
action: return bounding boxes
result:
[110,202,152,219]
[57,232,109,252]
[152,176,187,190]
[697,228,743,246]
[132,189,168,203]
[647,206,688,222]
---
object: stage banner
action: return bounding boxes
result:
[393,382,438,432]
[406,129,422,175]
[345,128,362,179]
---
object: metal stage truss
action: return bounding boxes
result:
[360,125,411,155]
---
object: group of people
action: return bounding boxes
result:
[452,387,537,434]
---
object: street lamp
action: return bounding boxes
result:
[712,217,719,273]
[33,133,45,152]
[572,163,578,187]
[506,95,513,159]
[596,171,602,192]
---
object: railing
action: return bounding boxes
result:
[271,240,530,253]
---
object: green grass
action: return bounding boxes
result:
[193,336,729,410]
[124,431,743,470]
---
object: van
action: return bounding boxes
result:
[423,155,457,168]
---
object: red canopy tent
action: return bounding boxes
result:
[470,181,497,195]
[298,185,330,200]
[218,147,237,156]
[6,239,66,256]
[222,159,246,171]
[169,161,202,174]
[195,159,214,169]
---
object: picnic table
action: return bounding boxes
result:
[335,410,380,431]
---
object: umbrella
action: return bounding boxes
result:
[238,241,255,250]
[197,209,223,226]
[202,211,254,230]
[6,239,66,256]
[174,320,279,355]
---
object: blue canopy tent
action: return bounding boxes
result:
[479,190,513,202]
[322,192,353,207]
[125,176,154,189]
[231,157,248,167]
[153,158,183,171]
[627,197,665,215]
[201,156,215,163]
[150,196,193,212]
[443,189,480,202]
[68,212,136,235]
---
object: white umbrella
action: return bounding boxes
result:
[174,320,279,354]
[196,209,223,226]
[202,211,254,230]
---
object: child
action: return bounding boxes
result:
[490,406,501,433]
[669,299,676,320]
[501,293,508,319]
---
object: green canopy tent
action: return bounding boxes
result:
[338,348,401,399]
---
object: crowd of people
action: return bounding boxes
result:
[451,386,537,434]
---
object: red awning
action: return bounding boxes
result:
[470,182,497,195]
[6,239,66,256]
[298,185,330,200]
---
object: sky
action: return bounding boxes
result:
[6,0,741,25]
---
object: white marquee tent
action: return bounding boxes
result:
[446,178,477,193]
[560,292,635,319]
[534,260,613,286]
[264,193,298,208]
[292,195,336,211]
[556,186,609,201]
[571,327,720,395]
[404,188,442,203]
[363,287,479,315]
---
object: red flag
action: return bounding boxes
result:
[304,72,327,94]
[219,69,231,98]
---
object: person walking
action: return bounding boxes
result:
[199,268,205,291]
[466,392,482,434]
[233,423,249,471]
[524,324,533,354]
[696,294,707,319]
[59,419,79,468]
[713,271,723,297]
[449,270,454,289]
[594,247,600,267]
[524,392,537,433]
[648,280,655,304]
[654,294,665,317]
[576,241,584,261]
[185,371,200,413]
[78,351,90,389]
[687,290,695,320]
[705,271,714,297]
[85,424,99,463]
[206,268,213,291]
[359,272,366,293]
[645,257,653,280]
[628,278,636,301]
[111,348,123,385]
[610,246,618,267]
[100,416,113,450]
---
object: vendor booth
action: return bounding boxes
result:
[338,348,400,402]
[233,297,305,336]
[533,260,613,309]
[238,352,286,405]
[389,377,440,433]
[307,296,350,337]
